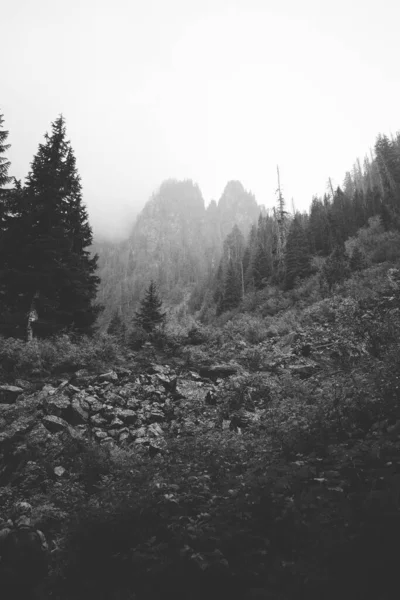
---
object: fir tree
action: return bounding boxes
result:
[220,259,242,312]
[284,216,311,289]
[107,310,126,340]
[252,243,271,290]
[0,112,11,188]
[0,116,101,339]
[321,244,350,291]
[134,280,166,332]
[350,246,367,271]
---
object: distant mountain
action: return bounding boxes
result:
[93,179,262,328]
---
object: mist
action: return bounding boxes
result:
[3,0,400,240]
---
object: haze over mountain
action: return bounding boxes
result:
[3,0,400,239]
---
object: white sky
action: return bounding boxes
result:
[3,0,400,239]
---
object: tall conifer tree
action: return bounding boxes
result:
[0,116,101,338]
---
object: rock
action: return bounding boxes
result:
[0,385,24,404]
[0,415,37,449]
[116,409,137,425]
[68,384,81,394]
[72,370,95,385]
[148,423,163,437]
[104,392,125,407]
[98,371,119,383]
[85,396,104,413]
[110,417,124,428]
[199,364,240,381]
[126,398,141,410]
[119,431,130,443]
[54,466,66,477]
[90,414,108,427]
[42,415,69,433]
[69,398,89,425]
[107,429,120,439]
[149,410,165,423]
[94,429,108,440]
[101,405,116,421]
[44,395,71,420]
[100,437,115,447]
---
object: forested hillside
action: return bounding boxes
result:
[1,109,400,600]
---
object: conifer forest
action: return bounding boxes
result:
[2,55,400,600]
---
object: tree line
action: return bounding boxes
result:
[202,132,400,315]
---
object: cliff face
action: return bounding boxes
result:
[94,179,262,325]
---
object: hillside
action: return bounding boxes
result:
[1,245,400,599]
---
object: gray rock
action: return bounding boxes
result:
[85,396,104,413]
[94,430,108,440]
[68,385,81,394]
[54,466,66,477]
[90,414,107,427]
[98,371,119,383]
[42,415,69,433]
[44,395,71,420]
[198,364,240,381]
[0,385,24,404]
[104,392,125,407]
[115,409,137,425]
[119,431,130,443]
[110,417,124,428]
[69,399,89,425]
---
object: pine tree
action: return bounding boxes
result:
[134,280,166,332]
[321,244,350,291]
[350,246,367,271]
[0,112,11,189]
[220,259,242,312]
[252,243,271,290]
[0,116,101,339]
[107,310,126,340]
[284,216,311,289]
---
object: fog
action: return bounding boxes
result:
[3,0,400,240]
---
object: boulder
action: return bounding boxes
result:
[43,395,71,420]
[0,415,36,448]
[69,398,89,425]
[104,392,125,407]
[0,385,24,404]
[115,409,137,425]
[85,396,104,413]
[110,417,124,428]
[149,409,165,423]
[54,466,66,477]
[94,430,108,440]
[90,414,108,427]
[42,415,69,433]
[119,431,131,443]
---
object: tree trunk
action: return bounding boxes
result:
[27,291,39,342]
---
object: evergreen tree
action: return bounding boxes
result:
[252,243,271,290]
[0,112,11,188]
[220,259,242,313]
[0,116,101,339]
[107,310,126,340]
[284,216,311,289]
[350,246,367,272]
[321,244,350,291]
[134,280,166,332]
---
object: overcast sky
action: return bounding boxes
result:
[3,0,400,239]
